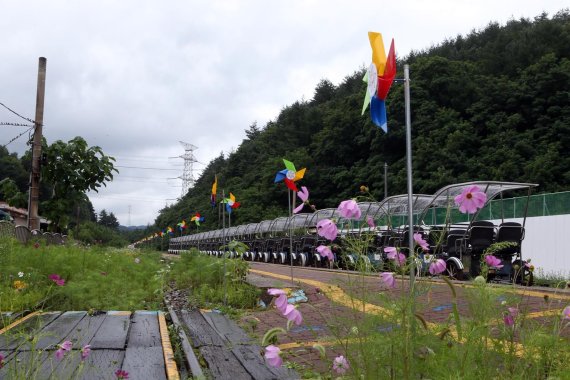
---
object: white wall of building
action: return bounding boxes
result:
[491,215,570,278]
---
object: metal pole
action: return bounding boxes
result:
[288,188,294,284]
[404,64,415,288]
[28,57,47,231]
[222,189,227,306]
[384,162,388,199]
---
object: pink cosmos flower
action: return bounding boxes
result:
[562,306,570,320]
[268,288,288,313]
[333,355,349,375]
[283,304,303,325]
[504,307,518,327]
[380,272,396,288]
[454,185,487,214]
[317,245,334,261]
[366,216,375,228]
[384,246,397,260]
[293,186,309,214]
[337,200,361,220]
[115,369,129,379]
[34,242,40,249]
[429,259,447,275]
[394,253,407,267]
[265,345,282,367]
[485,255,504,269]
[49,274,65,286]
[55,340,72,360]
[80,345,91,361]
[413,233,430,251]
[316,219,338,241]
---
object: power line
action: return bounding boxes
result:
[115,165,179,171]
[2,126,34,148]
[0,101,37,124]
[1,121,35,128]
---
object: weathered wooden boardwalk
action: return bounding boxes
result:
[172,308,298,380]
[0,310,178,380]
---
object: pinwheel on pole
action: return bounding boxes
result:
[274,158,306,283]
[177,220,187,236]
[190,213,205,231]
[221,192,240,229]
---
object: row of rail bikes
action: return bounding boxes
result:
[168,181,537,285]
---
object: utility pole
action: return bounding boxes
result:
[28,57,47,231]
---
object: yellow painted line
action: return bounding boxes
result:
[526,309,564,319]
[107,311,132,316]
[0,311,41,335]
[280,339,336,350]
[159,311,180,380]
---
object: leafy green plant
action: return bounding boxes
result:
[0,237,164,312]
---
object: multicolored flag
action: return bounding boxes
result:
[211,175,218,208]
[362,32,396,132]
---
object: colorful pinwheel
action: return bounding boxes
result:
[177,220,187,231]
[166,226,174,236]
[191,213,205,226]
[221,193,241,214]
[362,32,396,132]
[274,159,306,192]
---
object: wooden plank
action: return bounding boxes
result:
[0,350,50,380]
[180,310,225,347]
[232,344,299,380]
[0,312,60,350]
[33,311,87,350]
[202,311,253,344]
[199,345,253,380]
[166,306,203,379]
[63,313,107,347]
[127,311,161,348]
[0,351,20,379]
[46,349,84,380]
[76,349,125,380]
[122,346,166,380]
[89,312,131,349]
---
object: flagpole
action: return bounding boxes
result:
[222,189,227,306]
[404,64,415,290]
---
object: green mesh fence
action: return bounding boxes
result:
[373,191,570,227]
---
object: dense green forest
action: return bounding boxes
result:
[154,11,570,233]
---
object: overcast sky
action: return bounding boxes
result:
[1,1,567,227]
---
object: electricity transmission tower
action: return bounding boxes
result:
[178,141,198,197]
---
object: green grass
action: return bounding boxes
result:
[0,237,165,312]
[168,250,260,313]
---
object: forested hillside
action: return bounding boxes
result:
[155,11,570,231]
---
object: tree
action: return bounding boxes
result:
[0,178,27,208]
[98,209,120,229]
[41,136,117,231]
